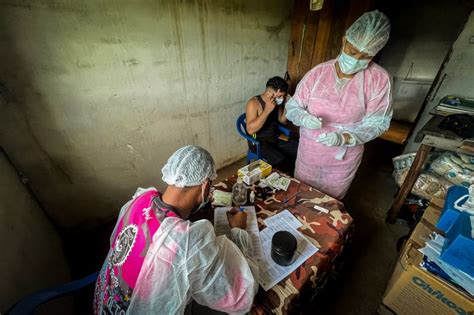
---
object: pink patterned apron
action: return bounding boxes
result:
[93,189,179,314]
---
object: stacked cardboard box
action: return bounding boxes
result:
[382,198,474,315]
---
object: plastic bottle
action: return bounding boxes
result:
[232,177,247,206]
[249,190,255,204]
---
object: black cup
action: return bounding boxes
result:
[271,231,297,266]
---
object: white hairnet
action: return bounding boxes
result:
[346,10,390,56]
[162,145,217,187]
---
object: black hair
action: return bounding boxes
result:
[266,76,288,93]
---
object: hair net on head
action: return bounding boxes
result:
[162,145,217,187]
[345,10,390,56]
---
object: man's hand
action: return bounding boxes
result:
[226,208,247,230]
[263,94,276,114]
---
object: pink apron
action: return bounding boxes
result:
[294,60,372,199]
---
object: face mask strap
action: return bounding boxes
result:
[191,181,210,215]
[201,184,206,203]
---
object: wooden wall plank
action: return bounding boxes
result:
[286,0,309,93]
[345,0,373,30]
[297,10,321,83]
[311,0,335,67]
[286,0,374,89]
[325,0,351,61]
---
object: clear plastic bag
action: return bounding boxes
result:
[392,153,416,171]
[393,169,452,200]
[430,153,474,187]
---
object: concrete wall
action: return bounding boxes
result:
[0,150,70,312]
[0,0,293,229]
[404,11,474,152]
[376,0,473,122]
[378,0,471,81]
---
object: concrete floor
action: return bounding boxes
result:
[308,139,409,314]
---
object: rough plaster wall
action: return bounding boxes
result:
[404,11,474,152]
[0,0,292,229]
[0,151,71,312]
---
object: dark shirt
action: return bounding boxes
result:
[253,95,280,143]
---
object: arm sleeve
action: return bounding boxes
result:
[285,71,315,126]
[339,76,393,146]
[187,221,259,314]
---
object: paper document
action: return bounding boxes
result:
[264,210,302,230]
[258,218,319,291]
[214,206,263,260]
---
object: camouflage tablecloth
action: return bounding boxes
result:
[212,173,353,315]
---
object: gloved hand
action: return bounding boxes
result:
[301,115,322,129]
[317,132,345,146]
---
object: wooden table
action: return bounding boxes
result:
[209,172,353,314]
[386,115,474,223]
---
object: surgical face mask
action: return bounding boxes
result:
[337,51,370,75]
[275,97,284,105]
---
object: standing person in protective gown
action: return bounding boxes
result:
[286,10,393,199]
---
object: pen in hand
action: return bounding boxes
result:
[227,207,247,230]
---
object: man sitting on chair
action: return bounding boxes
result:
[245,76,298,174]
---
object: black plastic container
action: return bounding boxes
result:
[271,231,297,266]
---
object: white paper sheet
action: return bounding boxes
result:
[258,219,319,291]
[214,206,263,260]
[263,209,302,230]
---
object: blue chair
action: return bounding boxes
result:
[236,113,290,164]
[7,271,99,315]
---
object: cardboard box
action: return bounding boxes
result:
[421,205,443,227]
[237,160,272,185]
[383,208,474,315]
[430,198,445,210]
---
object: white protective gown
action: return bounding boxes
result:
[127,215,259,314]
